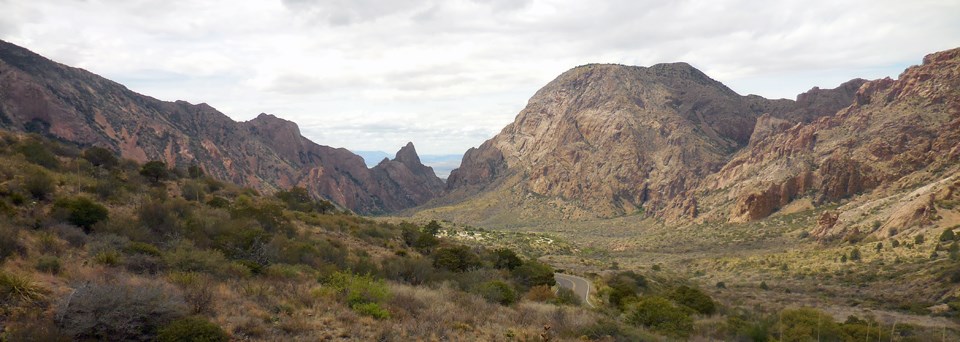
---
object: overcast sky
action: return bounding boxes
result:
[1,0,958,155]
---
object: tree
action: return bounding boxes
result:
[82,147,118,169]
[187,163,204,178]
[424,220,442,235]
[432,245,481,272]
[140,161,169,184]
[493,248,522,270]
[875,242,883,252]
[849,247,862,262]
[941,228,956,242]
[54,197,109,232]
[512,259,555,289]
[669,285,716,315]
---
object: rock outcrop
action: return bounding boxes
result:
[0,39,444,214]
[715,47,960,225]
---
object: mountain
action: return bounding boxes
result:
[0,39,443,214]
[354,150,462,179]
[703,48,960,237]
[435,62,864,223]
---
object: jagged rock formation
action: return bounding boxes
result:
[712,48,960,226]
[440,62,864,222]
[0,39,443,214]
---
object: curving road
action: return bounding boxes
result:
[554,273,594,307]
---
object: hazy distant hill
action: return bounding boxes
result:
[356,150,462,179]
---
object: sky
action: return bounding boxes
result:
[1,0,958,155]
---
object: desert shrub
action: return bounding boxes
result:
[17,140,59,169]
[524,284,556,302]
[124,254,167,275]
[494,248,523,270]
[1,318,71,342]
[381,256,435,285]
[181,180,206,201]
[352,302,391,320]
[607,271,647,309]
[53,196,108,231]
[0,224,25,263]
[774,307,842,342]
[433,245,482,273]
[276,186,334,213]
[512,259,556,289]
[139,198,191,236]
[23,168,56,200]
[126,241,162,256]
[424,220,442,235]
[168,272,215,315]
[476,280,517,305]
[57,282,187,341]
[35,255,62,274]
[413,230,439,251]
[157,316,229,342]
[724,313,773,341]
[0,271,47,305]
[82,146,119,169]
[36,231,64,255]
[849,247,862,261]
[50,224,87,247]
[206,196,229,208]
[165,242,230,275]
[915,234,925,245]
[578,318,651,341]
[324,271,391,317]
[554,287,582,306]
[93,250,121,266]
[669,285,716,315]
[624,296,693,337]
[230,196,291,235]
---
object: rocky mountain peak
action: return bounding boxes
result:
[395,142,421,166]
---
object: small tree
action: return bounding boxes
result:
[140,161,169,185]
[432,245,481,272]
[54,197,109,232]
[424,220,442,235]
[875,242,883,252]
[493,248,522,270]
[849,247,862,262]
[669,285,716,315]
[82,147,118,169]
[941,229,956,242]
[512,259,555,289]
[915,234,926,245]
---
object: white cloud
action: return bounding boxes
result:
[1,0,958,154]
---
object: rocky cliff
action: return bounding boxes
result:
[0,39,443,214]
[441,62,864,222]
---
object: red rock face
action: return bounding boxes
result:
[443,62,864,222]
[719,47,960,223]
[0,40,443,214]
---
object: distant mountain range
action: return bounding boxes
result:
[353,151,462,178]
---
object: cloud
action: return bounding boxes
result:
[1,0,959,155]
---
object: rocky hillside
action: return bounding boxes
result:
[705,47,960,236]
[439,62,863,222]
[0,39,443,214]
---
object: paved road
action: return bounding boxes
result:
[554,273,594,307]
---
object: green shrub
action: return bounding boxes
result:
[380,256,435,285]
[181,180,206,201]
[35,255,62,274]
[351,302,391,320]
[1,318,71,342]
[493,248,522,270]
[140,160,169,184]
[164,243,230,275]
[606,271,648,309]
[432,245,482,273]
[669,285,716,315]
[82,147,118,169]
[206,196,229,208]
[774,307,842,342]
[324,271,390,315]
[53,196,109,231]
[511,259,555,289]
[849,247,862,261]
[17,140,59,169]
[157,316,229,342]
[24,168,56,200]
[476,280,517,305]
[941,228,956,242]
[93,250,121,266]
[126,242,162,256]
[625,296,693,337]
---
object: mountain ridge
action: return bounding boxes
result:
[0,39,443,214]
